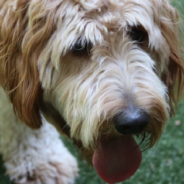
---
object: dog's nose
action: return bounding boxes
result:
[114,110,149,135]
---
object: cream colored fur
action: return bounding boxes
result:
[0,87,78,184]
[0,0,183,184]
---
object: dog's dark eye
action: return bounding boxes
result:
[130,27,148,43]
[71,40,92,56]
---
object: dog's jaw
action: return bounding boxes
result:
[40,101,143,183]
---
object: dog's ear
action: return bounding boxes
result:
[1,57,43,129]
[0,3,55,129]
[0,31,42,129]
[159,3,184,114]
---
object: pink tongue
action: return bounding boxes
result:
[92,136,142,184]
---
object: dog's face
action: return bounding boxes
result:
[0,0,183,183]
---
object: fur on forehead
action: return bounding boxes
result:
[39,0,175,69]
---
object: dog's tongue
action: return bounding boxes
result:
[92,136,142,184]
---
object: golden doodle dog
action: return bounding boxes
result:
[0,0,183,184]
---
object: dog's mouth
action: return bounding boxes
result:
[92,135,142,184]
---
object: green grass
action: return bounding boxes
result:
[1,1,184,184]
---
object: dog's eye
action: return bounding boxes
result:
[71,40,91,56]
[130,27,148,43]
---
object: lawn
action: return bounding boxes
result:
[0,1,184,184]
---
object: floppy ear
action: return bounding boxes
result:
[0,56,42,130]
[0,2,55,128]
[0,4,42,129]
[160,3,184,114]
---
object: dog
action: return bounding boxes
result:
[0,0,183,184]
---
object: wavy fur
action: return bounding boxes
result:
[0,0,183,183]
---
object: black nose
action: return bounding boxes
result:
[114,110,149,135]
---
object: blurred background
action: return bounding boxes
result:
[0,1,184,184]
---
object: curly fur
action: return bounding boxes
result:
[0,0,183,183]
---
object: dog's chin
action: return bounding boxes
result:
[40,101,148,183]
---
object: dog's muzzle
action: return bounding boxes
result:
[114,109,149,135]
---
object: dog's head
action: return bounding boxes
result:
[0,0,183,183]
